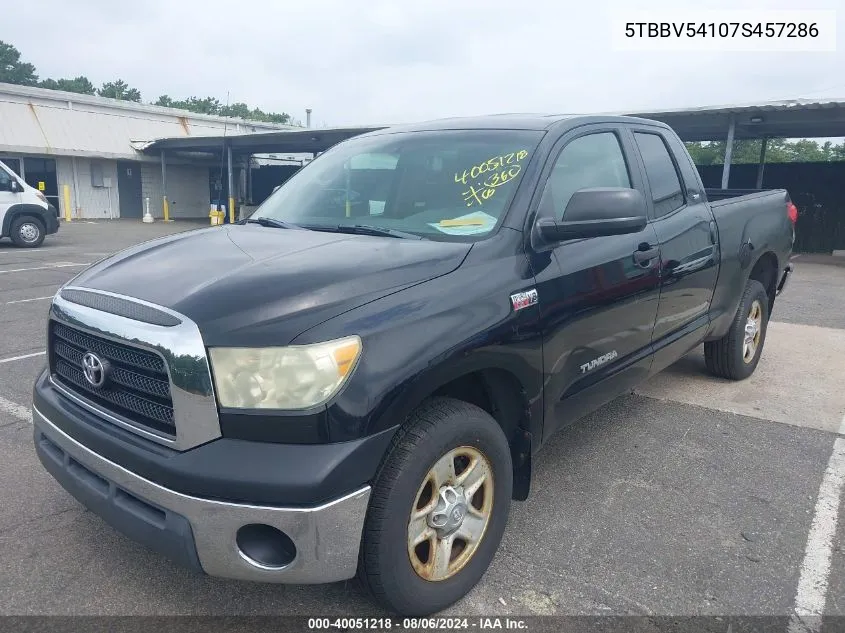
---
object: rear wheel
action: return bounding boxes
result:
[10,216,45,248]
[358,397,512,615]
[704,279,769,380]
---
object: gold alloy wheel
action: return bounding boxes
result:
[743,299,763,364]
[407,446,494,581]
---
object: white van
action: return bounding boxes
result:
[0,160,59,248]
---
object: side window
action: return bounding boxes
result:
[664,133,704,198]
[541,132,631,220]
[633,132,685,217]
[0,168,12,191]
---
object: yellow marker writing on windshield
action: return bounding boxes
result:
[455,150,529,208]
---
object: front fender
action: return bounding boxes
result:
[291,243,545,446]
[2,203,57,237]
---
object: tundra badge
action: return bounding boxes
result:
[510,288,538,311]
[580,350,618,374]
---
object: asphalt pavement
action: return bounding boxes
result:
[0,221,843,622]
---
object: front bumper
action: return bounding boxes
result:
[34,405,371,584]
[46,204,59,234]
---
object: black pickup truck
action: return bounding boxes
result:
[32,114,796,615]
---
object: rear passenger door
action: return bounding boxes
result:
[627,126,719,373]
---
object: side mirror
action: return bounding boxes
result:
[9,179,22,193]
[537,187,647,242]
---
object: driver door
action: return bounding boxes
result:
[0,164,21,218]
[529,125,661,441]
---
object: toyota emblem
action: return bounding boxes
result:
[82,352,108,388]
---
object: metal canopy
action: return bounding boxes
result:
[142,99,845,197]
[140,126,387,156]
[625,98,845,141]
[622,98,845,189]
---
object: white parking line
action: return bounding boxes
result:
[0,262,89,275]
[788,412,845,633]
[0,395,31,423]
[0,351,46,364]
[4,295,54,305]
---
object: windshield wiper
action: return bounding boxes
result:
[316,224,424,240]
[242,217,302,230]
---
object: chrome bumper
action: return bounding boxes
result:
[34,405,370,584]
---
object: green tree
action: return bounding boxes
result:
[219,102,251,118]
[98,79,141,102]
[172,96,221,115]
[39,75,96,95]
[0,40,38,85]
[263,111,291,124]
[157,96,291,124]
[686,138,845,164]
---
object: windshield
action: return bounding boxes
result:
[251,129,544,240]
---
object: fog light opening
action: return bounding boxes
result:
[236,524,296,570]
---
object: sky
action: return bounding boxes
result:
[4,0,844,127]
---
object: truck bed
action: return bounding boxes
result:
[705,188,772,202]
[706,187,793,341]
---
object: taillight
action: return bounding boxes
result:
[787,202,798,224]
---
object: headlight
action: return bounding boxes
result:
[208,336,362,410]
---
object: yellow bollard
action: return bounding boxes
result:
[62,185,72,222]
[163,196,170,222]
[228,197,235,224]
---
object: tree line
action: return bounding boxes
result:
[0,40,293,124]
[685,138,845,164]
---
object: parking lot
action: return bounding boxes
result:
[1,221,843,619]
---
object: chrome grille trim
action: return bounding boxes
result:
[49,287,221,451]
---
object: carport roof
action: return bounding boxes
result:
[623,98,845,141]
[138,126,388,155]
[140,98,845,158]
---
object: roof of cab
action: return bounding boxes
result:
[360,113,671,135]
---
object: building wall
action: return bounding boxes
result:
[56,156,120,219]
[0,82,293,159]
[56,157,73,219]
[141,162,210,219]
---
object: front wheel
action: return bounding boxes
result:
[10,216,45,248]
[704,279,770,380]
[358,397,513,615]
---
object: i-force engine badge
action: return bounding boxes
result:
[510,288,538,312]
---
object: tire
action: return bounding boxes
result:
[358,397,513,616]
[10,216,45,248]
[704,279,770,380]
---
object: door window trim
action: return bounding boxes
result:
[626,127,690,222]
[526,124,647,249]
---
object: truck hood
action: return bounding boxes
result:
[69,225,471,346]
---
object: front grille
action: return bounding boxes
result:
[49,321,175,437]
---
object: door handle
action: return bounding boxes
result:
[633,247,659,266]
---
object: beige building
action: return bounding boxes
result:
[0,82,295,220]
